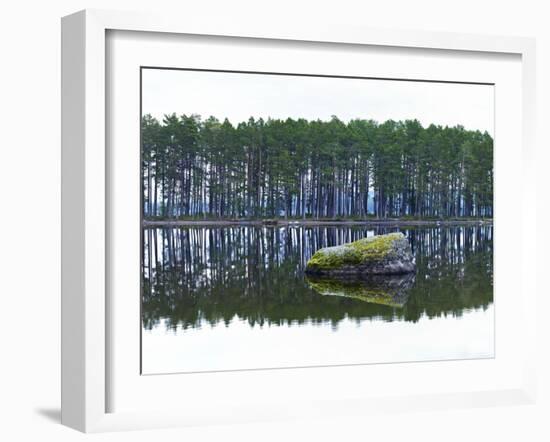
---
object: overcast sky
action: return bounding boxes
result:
[142,68,494,136]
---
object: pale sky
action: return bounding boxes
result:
[143,306,494,374]
[142,68,494,136]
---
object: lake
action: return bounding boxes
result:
[141,224,494,374]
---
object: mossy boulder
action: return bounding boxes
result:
[306,273,415,307]
[305,232,416,276]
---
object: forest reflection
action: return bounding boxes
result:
[142,225,493,331]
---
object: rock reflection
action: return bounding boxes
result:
[306,273,415,307]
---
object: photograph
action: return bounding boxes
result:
[140,68,494,374]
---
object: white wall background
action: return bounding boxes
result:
[0,1,548,441]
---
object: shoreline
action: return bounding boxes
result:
[142,218,493,227]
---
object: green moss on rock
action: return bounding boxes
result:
[306,232,404,272]
[307,245,362,269]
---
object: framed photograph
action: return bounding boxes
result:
[61,9,537,432]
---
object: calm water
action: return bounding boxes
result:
[141,224,493,374]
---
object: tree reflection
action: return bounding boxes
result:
[142,225,493,330]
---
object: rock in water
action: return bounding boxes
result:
[305,232,416,275]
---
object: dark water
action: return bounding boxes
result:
[142,225,493,332]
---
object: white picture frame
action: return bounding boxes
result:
[61,9,537,433]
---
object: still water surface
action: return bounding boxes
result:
[142,224,493,374]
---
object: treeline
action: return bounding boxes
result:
[142,114,493,219]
